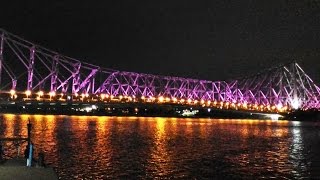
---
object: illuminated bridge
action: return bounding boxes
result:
[0,29,319,115]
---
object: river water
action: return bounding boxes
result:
[0,114,320,179]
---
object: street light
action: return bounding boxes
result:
[100,94,106,100]
[172,97,177,103]
[49,91,56,101]
[10,89,16,99]
[200,99,205,104]
[158,96,164,103]
[37,91,44,97]
[25,90,31,99]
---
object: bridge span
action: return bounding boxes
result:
[0,28,319,115]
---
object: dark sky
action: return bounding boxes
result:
[1,1,320,83]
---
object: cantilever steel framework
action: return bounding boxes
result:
[230,63,320,109]
[0,29,319,110]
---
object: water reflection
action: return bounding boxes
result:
[289,122,307,178]
[0,115,319,179]
[147,118,173,178]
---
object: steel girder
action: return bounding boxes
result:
[0,29,233,102]
[231,62,320,109]
[0,29,319,110]
[95,71,233,101]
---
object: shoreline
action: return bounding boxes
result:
[0,107,319,121]
[0,100,319,121]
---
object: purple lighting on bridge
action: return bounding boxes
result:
[0,28,319,111]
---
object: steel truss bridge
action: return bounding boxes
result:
[0,29,319,113]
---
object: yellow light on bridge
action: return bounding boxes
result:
[172,97,177,102]
[187,98,192,103]
[266,105,271,109]
[25,90,31,97]
[180,99,185,103]
[100,94,106,99]
[10,89,16,96]
[10,89,17,99]
[276,103,283,110]
[158,96,164,102]
[141,96,145,100]
[49,91,56,97]
[37,91,44,97]
[207,100,211,105]
[200,99,205,104]
[59,93,64,100]
[165,97,170,102]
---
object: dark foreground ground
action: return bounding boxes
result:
[0,158,57,180]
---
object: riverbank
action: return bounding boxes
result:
[0,101,319,121]
[282,109,320,121]
[0,158,58,180]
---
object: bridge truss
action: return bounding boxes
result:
[0,29,319,112]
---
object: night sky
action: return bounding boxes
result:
[1,1,320,83]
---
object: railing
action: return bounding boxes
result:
[0,120,37,167]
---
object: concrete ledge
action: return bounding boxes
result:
[0,158,58,180]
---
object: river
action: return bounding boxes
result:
[1,114,320,179]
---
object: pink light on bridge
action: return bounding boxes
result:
[0,29,319,111]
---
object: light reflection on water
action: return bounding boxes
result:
[0,114,320,179]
